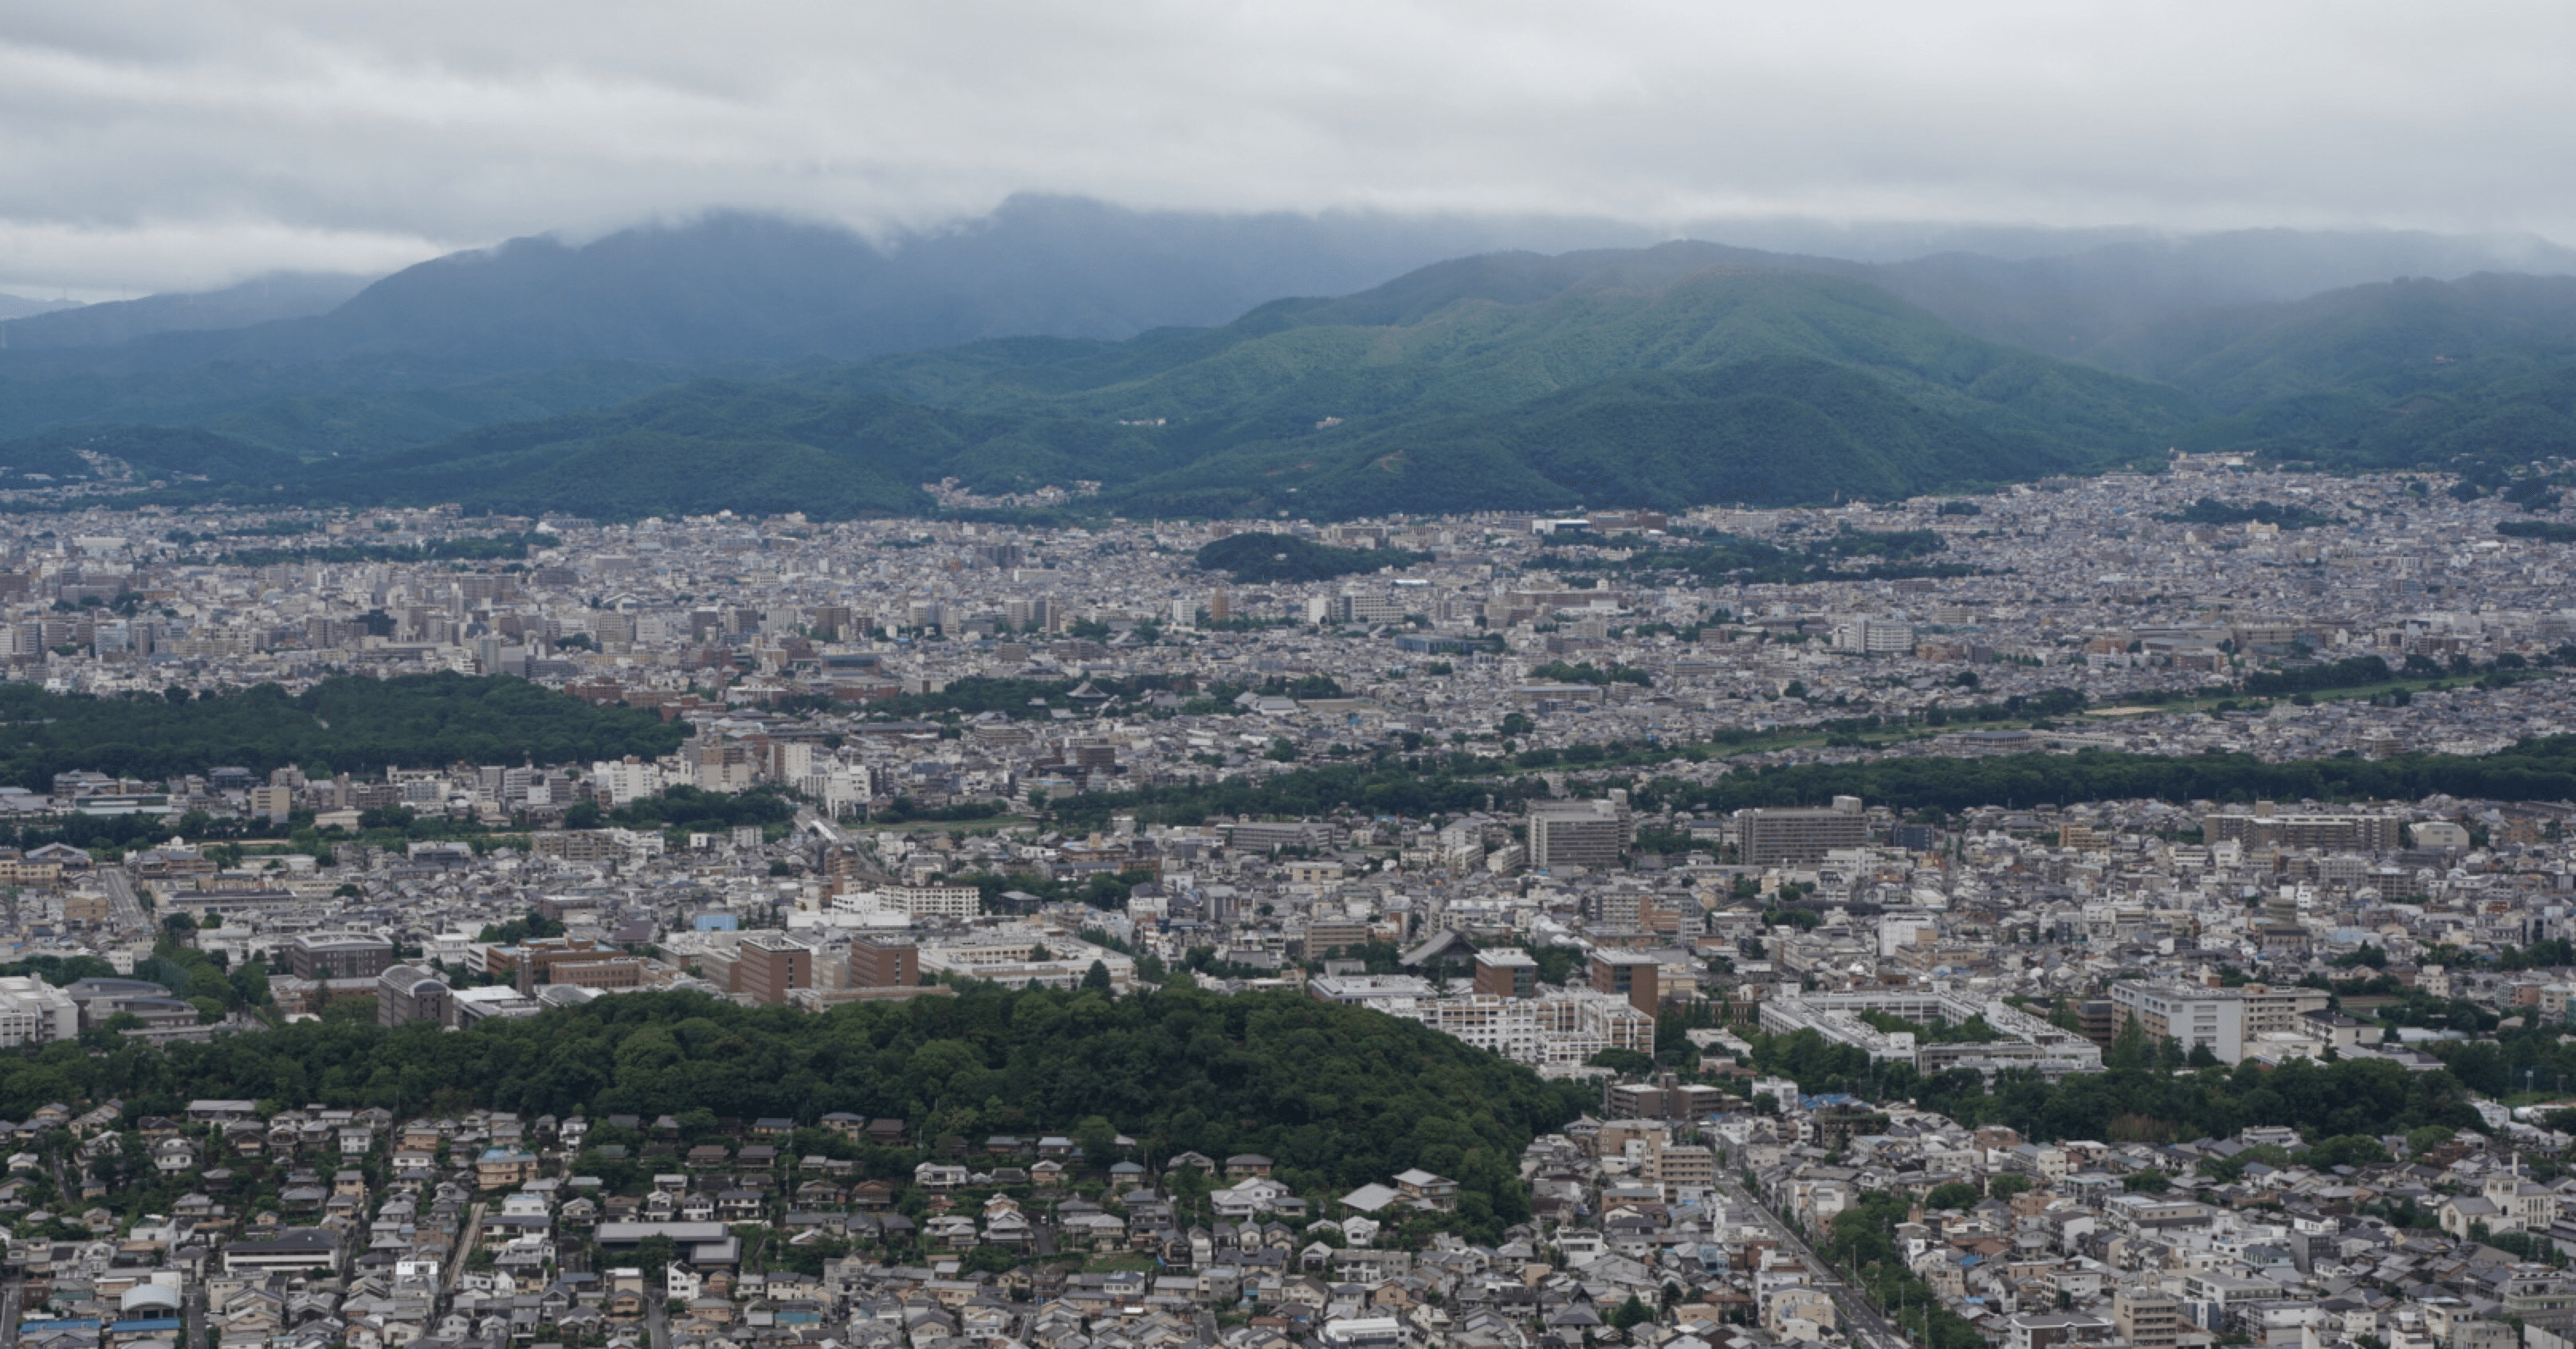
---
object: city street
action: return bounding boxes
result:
[1718,1176,1914,1349]
[100,868,149,935]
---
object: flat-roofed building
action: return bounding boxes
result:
[2115,1284,2181,1349]
[509,937,639,996]
[2203,803,2403,853]
[2238,983,2331,1038]
[734,934,815,1006]
[1738,797,1870,865]
[1644,1140,1716,1202]
[222,1227,343,1276]
[450,985,543,1028]
[882,884,980,920]
[1473,949,1537,999]
[0,975,77,1046]
[850,935,919,990]
[1527,798,1629,871]
[1589,950,1660,1018]
[285,932,396,981]
[2111,982,2246,1064]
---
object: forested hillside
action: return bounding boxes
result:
[279,384,1198,517]
[2087,274,2576,483]
[28,241,2576,518]
[100,253,2199,519]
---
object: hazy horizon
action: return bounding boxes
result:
[6,2,2575,298]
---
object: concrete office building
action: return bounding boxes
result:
[1527,798,1630,871]
[285,932,397,982]
[2114,1287,2181,1349]
[0,975,78,1046]
[509,938,643,996]
[1738,797,1871,865]
[1473,949,1537,999]
[734,934,815,1006]
[1589,950,1660,1018]
[378,964,453,1029]
[850,935,920,990]
[2202,803,2404,852]
[2110,982,2248,1063]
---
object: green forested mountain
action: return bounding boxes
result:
[34,247,2576,519]
[2087,273,2576,480]
[829,249,2201,515]
[0,424,300,486]
[281,383,1201,517]
[2096,273,2576,407]
[133,249,2201,518]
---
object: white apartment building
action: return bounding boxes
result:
[0,976,77,1046]
[2110,981,2248,1063]
[589,759,666,806]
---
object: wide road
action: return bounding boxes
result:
[100,868,150,936]
[1718,1176,1914,1349]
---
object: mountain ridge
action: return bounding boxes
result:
[13,228,2576,518]
[27,252,2203,519]
[3,205,2570,457]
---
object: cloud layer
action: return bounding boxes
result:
[4,1,2570,296]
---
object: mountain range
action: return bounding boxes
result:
[7,198,2576,517]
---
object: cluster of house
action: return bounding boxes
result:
[7,1084,2576,1349]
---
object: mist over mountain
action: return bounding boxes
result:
[17,245,2201,520]
[6,200,2576,516]
[0,200,2562,394]
[0,295,81,324]
[1868,229,2576,359]
[2080,272,2576,483]
[0,273,379,351]
[0,198,1657,377]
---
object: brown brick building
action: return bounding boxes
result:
[734,934,814,1006]
[850,935,919,990]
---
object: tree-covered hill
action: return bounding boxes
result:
[158,252,2203,520]
[0,424,300,486]
[838,252,2202,516]
[2080,273,2576,482]
[7,984,1581,1231]
[0,673,685,790]
[50,247,2576,520]
[2095,273,2576,410]
[265,380,1227,518]
[1195,532,1427,582]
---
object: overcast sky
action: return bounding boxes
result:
[3,0,2570,297]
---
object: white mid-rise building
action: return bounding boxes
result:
[2110,981,2248,1063]
[0,976,80,1046]
[589,759,665,806]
